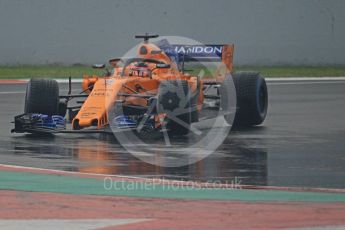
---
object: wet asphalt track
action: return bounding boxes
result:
[1,79,345,189]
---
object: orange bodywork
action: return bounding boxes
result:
[73,42,234,130]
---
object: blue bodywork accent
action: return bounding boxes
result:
[113,115,137,129]
[32,114,66,129]
[12,113,66,133]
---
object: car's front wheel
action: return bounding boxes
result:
[24,79,59,115]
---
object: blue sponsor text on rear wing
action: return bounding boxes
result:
[156,42,234,73]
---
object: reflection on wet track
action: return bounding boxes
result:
[5,132,268,185]
[2,81,345,188]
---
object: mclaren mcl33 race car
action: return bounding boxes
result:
[11,34,268,136]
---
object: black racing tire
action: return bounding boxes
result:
[157,80,191,135]
[24,79,59,115]
[232,72,268,127]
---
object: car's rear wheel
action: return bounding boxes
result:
[157,80,191,135]
[232,72,268,127]
[24,79,59,115]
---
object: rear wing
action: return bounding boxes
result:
[156,41,234,73]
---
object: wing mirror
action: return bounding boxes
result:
[92,64,112,76]
[92,64,106,69]
[156,63,171,69]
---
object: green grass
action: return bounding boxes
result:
[0,65,104,79]
[0,65,345,79]
[234,66,345,77]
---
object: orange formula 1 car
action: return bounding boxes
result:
[12,34,268,135]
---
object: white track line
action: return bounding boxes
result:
[265,77,345,81]
[0,89,80,94]
[13,79,83,83]
[0,163,155,180]
[0,219,150,230]
[268,81,345,85]
[0,91,25,94]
